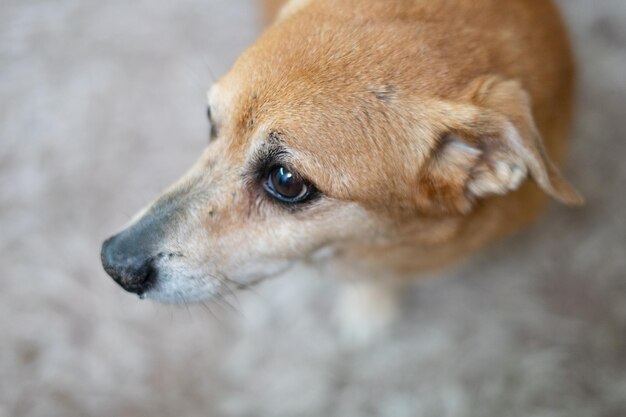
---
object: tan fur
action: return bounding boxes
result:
[246,0,581,276]
[105,0,581,305]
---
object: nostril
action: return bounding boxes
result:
[120,260,156,295]
[142,264,158,293]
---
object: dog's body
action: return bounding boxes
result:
[102,0,581,331]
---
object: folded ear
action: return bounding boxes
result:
[415,76,583,214]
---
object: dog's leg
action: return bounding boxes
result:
[336,278,403,346]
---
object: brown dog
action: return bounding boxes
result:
[102,0,581,335]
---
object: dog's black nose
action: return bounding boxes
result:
[101,235,156,295]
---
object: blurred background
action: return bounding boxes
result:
[1,1,625,416]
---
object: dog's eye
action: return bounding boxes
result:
[264,165,311,203]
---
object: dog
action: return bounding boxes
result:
[101,0,582,337]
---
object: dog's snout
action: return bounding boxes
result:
[101,235,156,296]
[101,195,182,297]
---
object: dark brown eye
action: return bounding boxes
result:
[264,165,310,203]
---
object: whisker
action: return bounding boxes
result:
[200,55,217,83]
[213,272,243,308]
[176,289,194,322]
[196,269,276,315]
[199,300,223,324]
[181,55,214,90]
[228,277,271,307]
[216,294,243,317]
[198,273,243,317]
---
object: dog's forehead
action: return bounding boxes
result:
[200,17,449,206]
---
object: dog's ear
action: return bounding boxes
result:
[414,76,583,214]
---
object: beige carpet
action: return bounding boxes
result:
[1,0,625,416]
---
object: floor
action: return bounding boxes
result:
[1,0,625,416]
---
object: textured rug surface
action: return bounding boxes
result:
[1,1,625,416]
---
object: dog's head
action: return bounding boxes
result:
[101,6,581,302]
